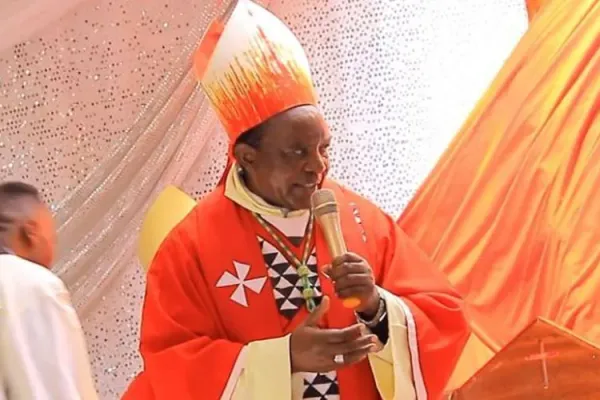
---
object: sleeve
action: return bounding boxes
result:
[139,226,293,400]
[230,336,294,399]
[368,210,470,400]
[366,291,416,400]
[1,278,98,400]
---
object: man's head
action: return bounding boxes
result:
[233,105,331,210]
[0,182,56,268]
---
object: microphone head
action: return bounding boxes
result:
[311,189,338,217]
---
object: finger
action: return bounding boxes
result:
[331,252,365,268]
[305,295,330,327]
[329,262,369,280]
[340,342,378,366]
[322,264,332,279]
[326,334,378,356]
[336,287,373,301]
[321,323,365,344]
[333,273,373,292]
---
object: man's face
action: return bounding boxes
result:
[236,105,331,210]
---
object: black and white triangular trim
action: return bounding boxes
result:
[258,237,322,320]
[302,371,340,400]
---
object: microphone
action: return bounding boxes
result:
[311,189,361,309]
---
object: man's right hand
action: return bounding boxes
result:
[290,296,378,373]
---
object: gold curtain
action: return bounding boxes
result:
[399,0,600,389]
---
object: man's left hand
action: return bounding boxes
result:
[324,252,380,317]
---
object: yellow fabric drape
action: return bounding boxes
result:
[398,0,600,389]
[138,186,196,271]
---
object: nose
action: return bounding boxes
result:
[305,150,327,176]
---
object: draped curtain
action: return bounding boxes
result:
[526,0,549,20]
[0,0,527,397]
[400,0,600,389]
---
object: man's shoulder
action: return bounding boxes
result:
[0,255,66,302]
[0,255,62,287]
[324,179,383,213]
[180,186,233,225]
[161,186,235,244]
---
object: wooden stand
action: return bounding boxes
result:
[449,318,600,399]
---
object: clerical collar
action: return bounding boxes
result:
[224,162,309,218]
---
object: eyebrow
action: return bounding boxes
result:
[287,140,330,149]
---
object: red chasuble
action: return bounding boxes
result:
[123,180,468,399]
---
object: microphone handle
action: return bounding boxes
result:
[321,215,362,309]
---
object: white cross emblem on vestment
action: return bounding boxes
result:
[216,261,267,307]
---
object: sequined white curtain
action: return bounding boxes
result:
[0,0,528,398]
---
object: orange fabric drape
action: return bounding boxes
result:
[526,0,549,21]
[398,0,600,389]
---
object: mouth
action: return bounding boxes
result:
[294,183,318,192]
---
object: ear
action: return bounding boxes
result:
[233,143,259,172]
[19,219,37,247]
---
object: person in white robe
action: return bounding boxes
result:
[0,181,98,400]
